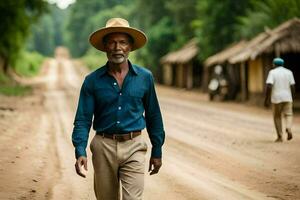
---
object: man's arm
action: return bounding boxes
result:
[264,83,272,107]
[143,73,165,175]
[72,78,95,178]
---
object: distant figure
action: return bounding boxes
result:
[71,18,165,200]
[264,58,296,142]
[208,65,228,100]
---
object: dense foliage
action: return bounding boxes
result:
[0,0,47,73]
[64,0,300,75]
[1,0,300,77]
[27,5,67,56]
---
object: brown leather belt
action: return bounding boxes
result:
[96,131,141,142]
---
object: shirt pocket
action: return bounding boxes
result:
[128,87,145,99]
[125,89,145,111]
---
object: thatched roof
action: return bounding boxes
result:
[160,38,199,64]
[227,32,269,64]
[230,18,300,64]
[204,41,247,67]
[204,17,300,66]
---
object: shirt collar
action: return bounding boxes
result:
[98,60,138,77]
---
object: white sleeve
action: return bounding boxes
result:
[266,71,273,84]
[289,71,295,85]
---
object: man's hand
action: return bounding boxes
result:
[75,156,88,178]
[148,158,162,175]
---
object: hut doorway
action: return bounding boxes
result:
[192,60,202,88]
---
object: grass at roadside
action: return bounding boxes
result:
[14,50,44,77]
[0,51,44,96]
[80,49,106,70]
[0,73,32,96]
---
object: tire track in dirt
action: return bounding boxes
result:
[43,59,96,200]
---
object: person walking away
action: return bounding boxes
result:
[264,57,295,142]
[71,18,165,200]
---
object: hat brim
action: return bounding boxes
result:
[89,27,147,52]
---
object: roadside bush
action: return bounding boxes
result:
[81,49,106,71]
[14,50,44,77]
[0,72,32,96]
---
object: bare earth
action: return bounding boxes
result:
[0,58,299,200]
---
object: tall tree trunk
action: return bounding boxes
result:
[3,56,9,75]
[0,55,9,75]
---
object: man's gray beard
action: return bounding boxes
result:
[109,55,128,64]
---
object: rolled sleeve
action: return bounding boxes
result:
[266,71,274,84]
[290,72,295,85]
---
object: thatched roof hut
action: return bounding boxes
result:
[204,17,300,66]
[160,38,202,89]
[204,41,247,67]
[203,17,300,102]
[160,38,199,64]
[230,18,300,64]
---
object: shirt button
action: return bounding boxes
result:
[117,121,120,124]
[119,92,122,96]
[113,82,117,86]
[118,106,122,110]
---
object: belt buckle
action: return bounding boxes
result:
[130,132,133,139]
[114,134,123,142]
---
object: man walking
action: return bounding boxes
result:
[72,18,165,200]
[264,57,295,142]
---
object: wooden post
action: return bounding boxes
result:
[177,64,184,87]
[186,64,193,89]
[163,64,173,86]
[202,66,209,92]
[240,62,247,101]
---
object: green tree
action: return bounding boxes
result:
[165,0,198,49]
[132,0,201,75]
[137,17,176,73]
[0,0,47,74]
[27,5,67,56]
[27,15,55,56]
[237,0,300,39]
[193,0,251,59]
[66,0,127,57]
[131,0,175,74]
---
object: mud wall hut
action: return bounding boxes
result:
[160,39,202,89]
[205,18,300,103]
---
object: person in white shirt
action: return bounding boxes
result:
[264,58,296,142]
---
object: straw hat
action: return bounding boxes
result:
[89,18,147,52]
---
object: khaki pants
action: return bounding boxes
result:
[90,134,148,200]
[272,102,293,138]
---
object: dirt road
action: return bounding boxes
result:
[0,58,299,200]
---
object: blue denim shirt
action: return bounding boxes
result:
[72,61,165,159]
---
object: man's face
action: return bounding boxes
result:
[104,33,132,64]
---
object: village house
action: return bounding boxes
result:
[160,38,202,89]
[204,18,300,105]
